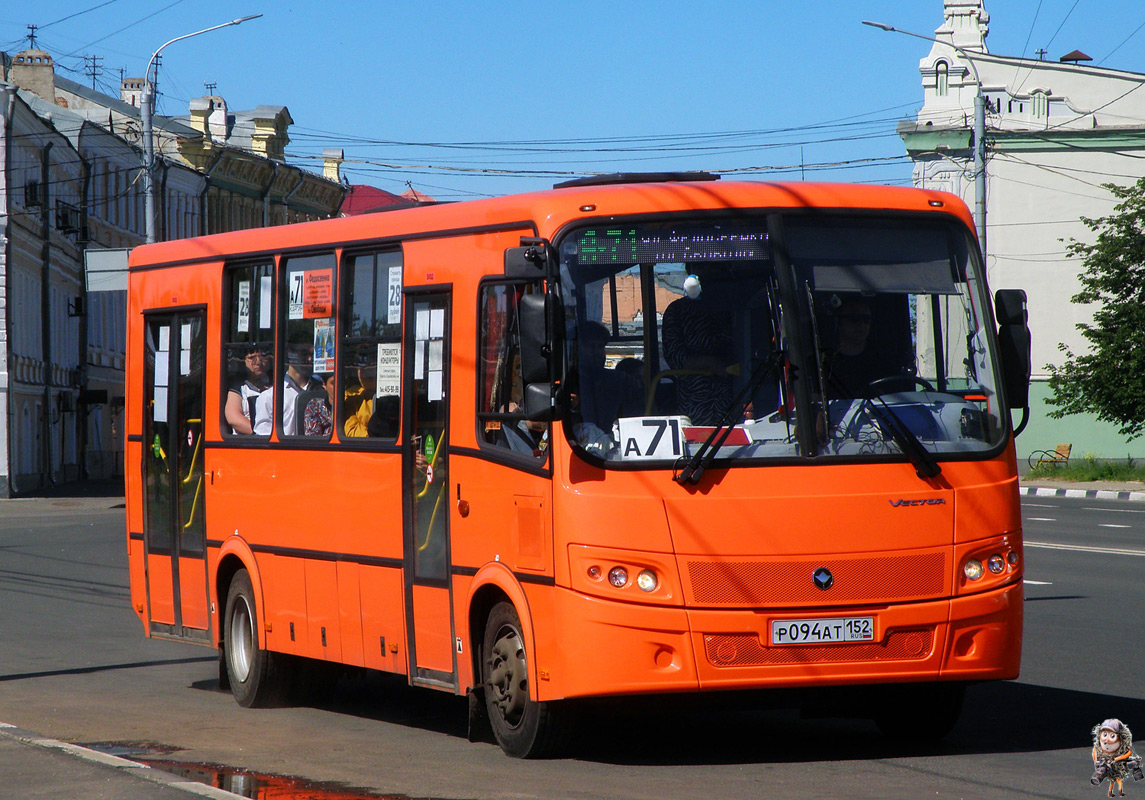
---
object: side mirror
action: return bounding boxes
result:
[520,290,566,385]
[519,293,550,385]
[995,289,1031,410]
[504,238,553,279]
[522,382,557,422]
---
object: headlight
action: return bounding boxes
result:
[636,570,658,592]
[608,567,629,588]
[963,559,984,581]
[987,554,1005,574]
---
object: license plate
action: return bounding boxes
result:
[771,616,874,646]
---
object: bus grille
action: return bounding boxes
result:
[703,628,934,667]
[685,552,946,607]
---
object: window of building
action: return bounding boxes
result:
[1033,91,1048,119]
[339,249,403,440]
[936,61,949,97]
[477,281,548,460]
[222,262,275,437]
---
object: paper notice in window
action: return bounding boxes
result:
[376,342,401,397]
[259,276,273,328]
[154,387,168,423]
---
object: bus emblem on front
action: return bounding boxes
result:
[812,568,834,591]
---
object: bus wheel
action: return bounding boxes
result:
[482,602,566,758]
[874,682,964,742]
[224,569,285,707]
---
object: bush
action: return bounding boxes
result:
[1026,454,1145,482]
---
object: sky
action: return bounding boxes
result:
[3,0,1145,201]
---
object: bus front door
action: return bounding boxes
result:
[140,310,210,643]
[402,292,456,689]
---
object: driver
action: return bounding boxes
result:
[823,296,892,397]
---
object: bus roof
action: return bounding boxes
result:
[128,180,974,270]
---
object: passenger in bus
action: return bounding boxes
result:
[302,374,336,436]
[661,275,735,425]
[367,394,401,438]
[574,322,642,439]
[343,360,377,437]
[253,344,323,435]
[225,345,270,435]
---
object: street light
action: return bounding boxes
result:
[863,20,987,258]
[141,14,262,244]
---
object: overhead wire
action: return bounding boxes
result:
[1098,15,1145,66]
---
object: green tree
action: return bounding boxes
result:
[1047,176,1145,438]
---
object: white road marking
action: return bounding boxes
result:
[1024,579,1053,585]
[1026,540,1145,557]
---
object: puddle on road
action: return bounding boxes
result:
[81,742,423,800]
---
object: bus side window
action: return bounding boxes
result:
[340,250,403,440]
[277,252,336,438]
[478,282,548,459]
[222,262,274,437]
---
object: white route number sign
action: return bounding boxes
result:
[616,416,688,460]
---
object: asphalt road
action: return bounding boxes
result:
[0,492,1138,800]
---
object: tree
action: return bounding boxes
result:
[1046,176,1145,439]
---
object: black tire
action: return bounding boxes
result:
[482,602,568,758]
[223,569,286,707]
[874,682,965,742]
[217,645,230,692]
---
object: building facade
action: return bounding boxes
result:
[899,0,1145,459]
[0,48,346,495]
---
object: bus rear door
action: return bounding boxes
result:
[140,309,211,643]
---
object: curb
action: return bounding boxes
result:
[0,722,245,800]
[1019,486,1145,503]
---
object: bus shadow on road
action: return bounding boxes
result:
[197,671,1129,765]
[565,681,1140,766]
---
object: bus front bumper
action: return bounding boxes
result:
[543,579,1021,700]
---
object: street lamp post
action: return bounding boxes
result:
[863,20,987,258]
[141,14,261,244]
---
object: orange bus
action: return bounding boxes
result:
[125,174,1031,757]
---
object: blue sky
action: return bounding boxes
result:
[3,1,1144,200]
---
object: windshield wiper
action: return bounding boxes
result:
[675,350,785,485]
[822,371,942,481]
[864,393,942,480]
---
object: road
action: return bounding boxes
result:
[0,492,1138,800]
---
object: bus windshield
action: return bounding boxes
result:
[558,214,1006,466]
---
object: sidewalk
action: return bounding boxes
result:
[0,724,241,800]
[1,479,126,515]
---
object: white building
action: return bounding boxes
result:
[899,0,1145,459]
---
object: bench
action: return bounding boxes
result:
[1028,443,1071,470]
